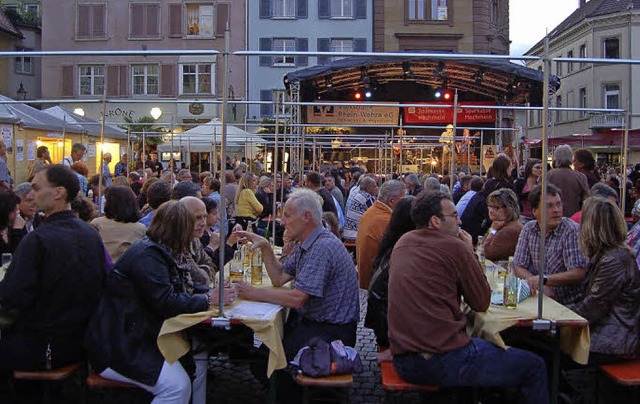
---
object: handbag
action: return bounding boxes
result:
[292,337,362,377]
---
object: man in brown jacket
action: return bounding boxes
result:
[547,144,590,217]
[388,191,549,404]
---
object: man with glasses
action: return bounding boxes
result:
[513,184,588,305]
[388,191,549,404]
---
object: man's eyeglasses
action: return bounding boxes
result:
[440,212,459,220]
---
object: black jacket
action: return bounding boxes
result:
[0,210,106,368]
[461,191,490,244]
[84,237,208,386]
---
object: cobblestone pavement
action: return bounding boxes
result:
[206,289,430,403]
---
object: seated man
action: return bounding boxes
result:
[237,188,359,402]
[389,191,549,404]
[513,184,588,305]
[0,166,106,371]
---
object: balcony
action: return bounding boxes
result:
[590,113,625,129]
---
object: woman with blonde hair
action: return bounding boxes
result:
[234,172,263,229]
[568,197,640,365]
[481,188,523,261]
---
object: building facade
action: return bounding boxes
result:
[372,0,509,54]
[248,0,373,120]
[41,0,246,129]
[525,0,640,161]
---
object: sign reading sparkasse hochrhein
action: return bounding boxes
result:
[404,101,496,124]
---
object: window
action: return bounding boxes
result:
[331,0,352,17]
[79,65,105,96]
[180,64,212,94]
[132,64,159,95]
[490,0,498,24]
[330,38,353,61]
[556,57,562,76]
[556,95,562,122]
[273,39,296,66]
[273,0,295,17]
[15,49,32,74]
[407,0,448,21]
[604,84,620,110]
[25,4,39,15]
[76,4,107,40]
[186,3,214,38]
[130,3,160,39]
[579,88,587,117]
[604,38,620,59]
[4,5,19,13]
[579,44,587,68]
[567,50,573,73]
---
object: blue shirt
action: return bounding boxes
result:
[456,190,477,216]
[282,225,359,324]
[139,210,156,228]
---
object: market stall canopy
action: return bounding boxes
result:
[43,106,127,139]
[284,54,560,106]
[0,95,85,133]
[158,119,266,154]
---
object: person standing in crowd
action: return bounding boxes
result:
[514,158,542,222]
[483,155,514,195]
[356,179,406,290]
[26,145,52,181]
[364,195,415,349]
[568,197,640,365]
[234,172,263,229]
[324,174,345,211]
[404,174,423,196]
[481,188,523,261]
[91,186,146,263]
[70,161,90,197]
[388,191,549,404]
[114,153,128,177]
[85,200,235,404]
[14,182,41,233]
[343,176,378,242]
[547,144,590,218]
[101,153,113,188]
[304,171,338,217]
[0,165,106,372]
[236,189,359,403]
[139,181,172,228]
[0,140,12,187]
[513,184,588,305]
[572,149,600,189]
[60,143,86,167]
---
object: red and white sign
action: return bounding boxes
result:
[404,101,496,124]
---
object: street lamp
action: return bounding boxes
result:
[73,108,85,116]
[150,107,163,120]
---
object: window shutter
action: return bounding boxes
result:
[354,38,367,52]
[260,89,273,117]
[169,4,182,37]
[259,38,273,66]
[93,4,106,38]
[147,4,160,38]
[318,0,330,19]
[77,5,90,38]
[317,38,330,65]
[119,65,129,97]
[62,66,74,97]
[130,4,144,37]
[259,0,272,19]
[296,38,308,66]
[354,0,367,19]
[160,64,176,97]
[216,3,229,36]
[296,0,308,18]
[106,65,119,97]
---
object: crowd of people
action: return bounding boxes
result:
[0,144,638,403]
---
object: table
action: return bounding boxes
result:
[157,264,288,378]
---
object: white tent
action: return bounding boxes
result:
[157,119,265,158]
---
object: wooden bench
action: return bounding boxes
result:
[13,362,84,404]
[295,373,353,404]
[600,359,640,401]
[379,360,438,392]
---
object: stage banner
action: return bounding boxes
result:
[404,101,496,124]
[307,103,399,125]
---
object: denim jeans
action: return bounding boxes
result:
[393,338,549,404]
